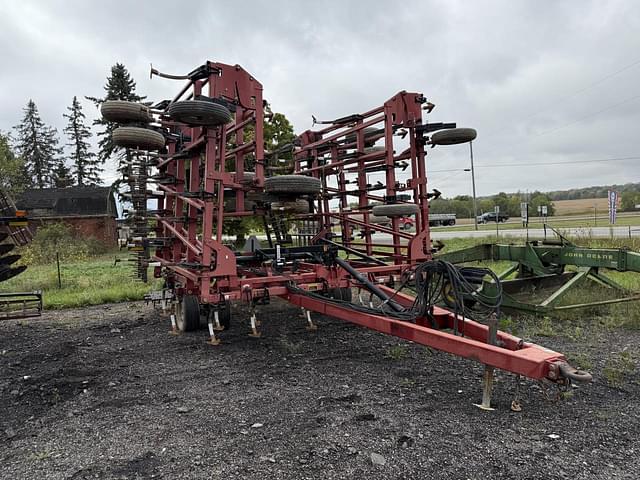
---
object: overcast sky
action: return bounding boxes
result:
[1,0,639,198]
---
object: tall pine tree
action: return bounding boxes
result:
[13,100,62,189]
[52,159,74,188]
[0,132,27,197]
[86,63,145,168]
[64,96,102,186]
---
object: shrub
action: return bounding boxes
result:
[21,223,103,265]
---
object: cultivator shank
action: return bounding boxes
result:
[107,60,591,406]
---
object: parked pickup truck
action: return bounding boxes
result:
[477,212,509,223]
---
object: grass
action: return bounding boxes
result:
[603,351,636,387]
[0,254,160,310]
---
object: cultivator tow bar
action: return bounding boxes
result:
[0,190,42,320]
[105,60,591,408]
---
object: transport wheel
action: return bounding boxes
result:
[430,128,477,145]
[233,172,255,186]
[101,100,153,123]
[364,146,385,154]
[332,287,353,302]
[372,203,419,217]
[264,175,322,195]
[112,126,165,150]
[345,127,378,146]
[271,199,309,214]
[168,100,232,126]
[218,301,231,330]
[175,295,200,332]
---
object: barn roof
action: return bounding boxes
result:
[16,187,117,217]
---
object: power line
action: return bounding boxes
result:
[429,155,640,173]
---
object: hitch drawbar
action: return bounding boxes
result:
[285,286,592,386]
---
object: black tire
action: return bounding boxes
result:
[345,127,378,146]
[447,219,456,226]
[175,295,200,332]
[101,101,153,123]
[113,127,165,150]
[264,175,321,195]
[234,172,255,186]
[218,301,231,330]
[364,146,385,154]
[370,214,390,225]
[168,100,232,127]
[224,196,256,212]
[271,199,309,214]
[372,204,419,217]
[430,128,477,145]
[328,287,352,302]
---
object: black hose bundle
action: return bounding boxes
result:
[287,259,502,330]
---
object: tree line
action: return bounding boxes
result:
[0,63,144,197]
[429,191,556,218]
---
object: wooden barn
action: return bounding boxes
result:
[16,187,118,246]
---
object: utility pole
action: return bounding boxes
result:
[470,141,478,231]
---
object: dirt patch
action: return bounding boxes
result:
[1,300,639,479]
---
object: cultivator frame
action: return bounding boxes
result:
[114,60,590,407]
[0,190,42,319]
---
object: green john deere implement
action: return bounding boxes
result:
[436,237,640,314]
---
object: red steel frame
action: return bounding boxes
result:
[148,61,579,387]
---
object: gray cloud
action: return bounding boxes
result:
[1,0,639,196]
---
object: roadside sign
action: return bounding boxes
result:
[608,190,618,224]
[494,206,500,214]
[541,205,548,216]
[520,202,528,225]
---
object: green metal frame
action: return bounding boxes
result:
[436,241,640,314]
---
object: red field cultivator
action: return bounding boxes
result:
[105,61,591,407]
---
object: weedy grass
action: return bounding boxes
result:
[0,254,160,309]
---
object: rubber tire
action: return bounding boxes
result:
[328,287,352,302]
[175,295,200,332]
[271,199,309,214]
[113,127,165,150]
[345,127,378,146]
[218,302,231,330]
[372,204,419,217]
[430,128,477,145]
[234,172,255,186]
[168,100,232,127]
[264,175,321,195]
[364,146,385,154]
[224,196,256,212]
[447,219,456,226]
[370,214,390,225]
[101,101,153,123]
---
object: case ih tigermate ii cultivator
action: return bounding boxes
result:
[104,61,591,408]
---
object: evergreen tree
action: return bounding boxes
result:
[13,100,62,189]
[0,132,27,197]
[63,96,102,186]
[52,159,74,188]
[86,63,145,167]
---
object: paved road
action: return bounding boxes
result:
[372,225,639,243]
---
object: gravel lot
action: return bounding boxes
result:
[1,300,638,479]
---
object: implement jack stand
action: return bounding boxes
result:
[474,313,498,411]
[212,310,224,332]
[168,314,180,335]
[248,309,261,338]
[303,308,317,331]
[474,365,495,411]
[206,320,221,346]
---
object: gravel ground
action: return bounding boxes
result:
[0,300,639,479]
